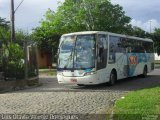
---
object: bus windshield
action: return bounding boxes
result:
[58,34,96,69]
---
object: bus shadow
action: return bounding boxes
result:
[5,75,160,93]
[73,75,160,91]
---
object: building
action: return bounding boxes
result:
[155,53,160,60]
[36,49,52,68]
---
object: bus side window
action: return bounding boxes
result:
[142,41,153,53]
[109,36,118,63]
[128,47,132,53]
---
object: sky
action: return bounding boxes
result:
[0,0,64,32]
[111,0,160,33]
[0,0,160,33]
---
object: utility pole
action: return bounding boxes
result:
[149,20,152,33]
[24,40,28,81]
[11,0,15,42]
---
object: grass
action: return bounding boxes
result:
[155,60,160,68]
[112,87,160,120]
[155,60,160,64]
[155,64,160,68]
[39,69,57,76]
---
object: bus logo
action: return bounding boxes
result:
[129,56,138,65]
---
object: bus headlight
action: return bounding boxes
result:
[84,71,96,76]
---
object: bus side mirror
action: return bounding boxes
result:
[57,48,60,55]
[55,48,60,59]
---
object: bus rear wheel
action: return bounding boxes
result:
[108,70,117,86]
[77,84,85,86]
[142,66,147,78]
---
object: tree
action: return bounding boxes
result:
[49,0,132,34]
[0,17,10,29]
[131,26,146,38]
[0,17,10,44]
[2,43,25,79]
[15,29,30,46]
[0,17,28,79]
[32,0,132,61]
[32,26,60,58]
[152,28,160,55]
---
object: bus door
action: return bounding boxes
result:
[96,34,108,82]
[109,36,128,79]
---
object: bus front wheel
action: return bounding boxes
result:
[109,70,117,86]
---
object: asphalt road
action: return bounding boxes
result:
[0,69,159,120]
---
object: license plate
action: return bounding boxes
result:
[70,79,77,83]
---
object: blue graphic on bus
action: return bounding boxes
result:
[84,68,92,72]
[128,53,148,76]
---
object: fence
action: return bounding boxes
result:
[0,41,39,91]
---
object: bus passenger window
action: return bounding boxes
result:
[128,47,132,53]
[109,36,118,63]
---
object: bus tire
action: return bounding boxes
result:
[108,70,117,86]
[142,66,147,78]
[77,84,85,86]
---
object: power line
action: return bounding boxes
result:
[149,20,152,33]
[14,0,25,13]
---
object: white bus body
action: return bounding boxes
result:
[57,31,154,85]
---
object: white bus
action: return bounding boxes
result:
[57,31,154,86]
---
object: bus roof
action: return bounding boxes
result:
[62,31,153,42]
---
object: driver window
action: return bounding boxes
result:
[97,34,108,70]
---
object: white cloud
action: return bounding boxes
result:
[1,0,160,32]
[0,0,7,4]
[15,0,64,30]
[131,19,160,33]
[0,0,64,31]
[111,0,160,32]
[111,0,160,28]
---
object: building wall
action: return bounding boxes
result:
[37,49,52,68]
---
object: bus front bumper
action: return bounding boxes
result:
[57,74,100,85]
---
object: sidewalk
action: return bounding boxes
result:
[39,69,57,78]
[39,74,56,78]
